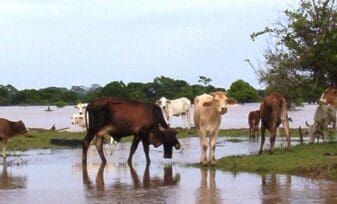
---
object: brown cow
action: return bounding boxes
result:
[82,97,181,165]
[248,110,260,141]
[259,93,291,155]
[0,118,27,157]
[320,87,337,108]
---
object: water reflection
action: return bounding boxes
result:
[196,168,222,204]
[82,163,180,202]
[261,174,292,204]
[0,158,26,190]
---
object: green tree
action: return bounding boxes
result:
[251,0,337,102]
[99,81,128,97]
[198,76,212,86]
[227,80,260,103]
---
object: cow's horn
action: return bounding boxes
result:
[305,121,311,127]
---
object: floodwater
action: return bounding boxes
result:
[0,103,319,131]
[0,138,336,203]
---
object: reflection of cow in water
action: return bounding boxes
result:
[82,164,180,197]
[0,158,27,190]
[82,97,181,165]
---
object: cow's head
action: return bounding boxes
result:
[156,97,171,111]
[16,120,28,135]
[75,103,88,115]
[206,91,236,114]
[320,87,337,108]
[71,113,86,128]
[148,126,181,159]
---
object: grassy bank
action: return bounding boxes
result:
[0,127,309,152]
[216,143,337,180]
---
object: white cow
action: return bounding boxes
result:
[156,97,192,129]
[71,103,117,153]
[194,92,236,166]
[71,103,88,128]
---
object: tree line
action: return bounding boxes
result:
[0,76,262,106]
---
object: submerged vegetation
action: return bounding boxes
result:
[216,143,337,180]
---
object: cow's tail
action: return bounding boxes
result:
[279,97,288,121]
[153,104,169,128]
[85,108,89,130]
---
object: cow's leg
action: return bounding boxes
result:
[2,137,8,158]
[209,130,219,166]
[186,110,191,130]
[95,136,107,164]
[127,136,140,165]
[142,140,151,164]
[256,124,259,141]
[282,119,291,150]
[259,123,266,155]
[82,130,95,164]
[199,130,208,166]
[249,126,253,141]
[269,128,276,155]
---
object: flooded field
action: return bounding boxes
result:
[0,138,336,203]
[0,103,319,131]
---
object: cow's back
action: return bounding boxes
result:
[86,97,168,135]
[260,93,287,128]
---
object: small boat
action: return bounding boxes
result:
[45,106,53,112]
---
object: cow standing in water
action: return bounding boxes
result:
[0,119,27,157]
[259,93,291,155]
[248,110,260,141]
[82,97,181,165]
[194,92,237,166]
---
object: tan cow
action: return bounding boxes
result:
[320,87,337,108]
[194,91,236,166]
[259,93,291,155]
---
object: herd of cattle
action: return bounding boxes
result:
[0,87,336,166]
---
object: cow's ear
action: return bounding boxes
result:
[203,102,211,106]
[226,98,238,105]
[155,100,161,105]
[167,100,171,104]
[210,92,215,97]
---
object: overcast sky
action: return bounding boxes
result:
[0,0,295,90]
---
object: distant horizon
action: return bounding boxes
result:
[0,76,266,91]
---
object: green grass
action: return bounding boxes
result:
[215,142,337,180]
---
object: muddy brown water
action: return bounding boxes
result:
[0,137,336,203]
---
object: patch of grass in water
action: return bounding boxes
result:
[215,142,337,180]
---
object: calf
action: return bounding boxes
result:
[248,110,260,141]
[156,97,192,129]
[0,119,27,157]
[259,93,291,155]
[82,97,181,165]
[306,103,336,143]
[194,92,236,166]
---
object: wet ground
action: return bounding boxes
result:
[0,137,336,203]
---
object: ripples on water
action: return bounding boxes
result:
[0,138,336,203]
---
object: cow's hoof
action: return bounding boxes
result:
[200,161,208,166]
[209,161,216,166]
[258,150,263,155]
[269,151,274,155]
